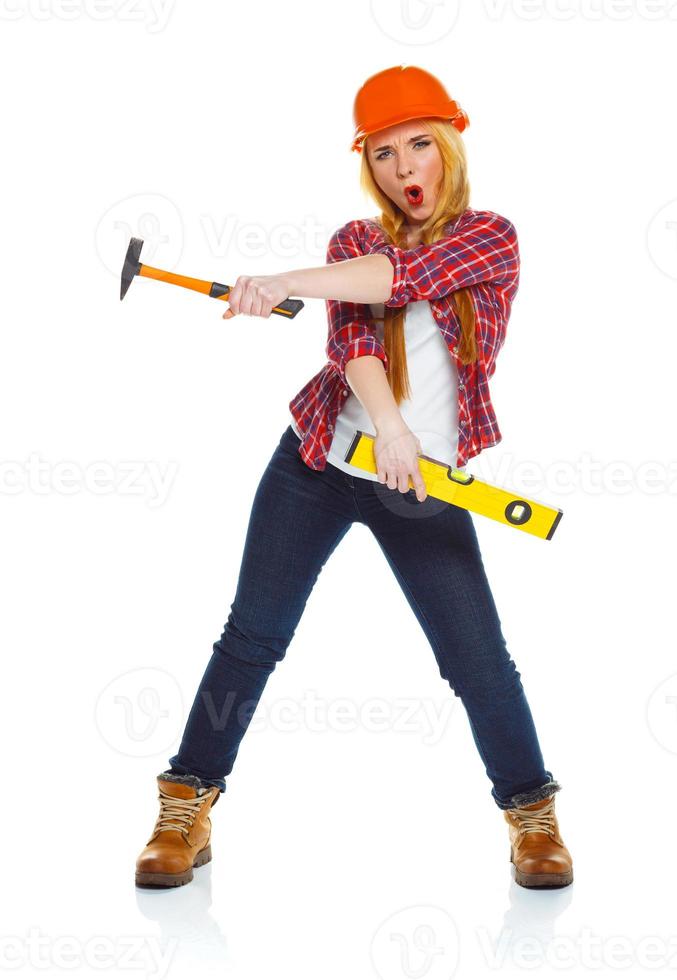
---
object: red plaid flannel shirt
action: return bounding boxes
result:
[288,207,520,470]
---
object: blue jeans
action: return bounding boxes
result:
[168,424,560,810]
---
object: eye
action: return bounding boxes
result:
[375,140,430,161]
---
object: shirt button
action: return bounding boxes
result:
[343,390,349,397]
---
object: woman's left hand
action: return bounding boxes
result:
[222,274,293,320]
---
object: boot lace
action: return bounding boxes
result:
[153,788,208,837]
[510,796,557,839]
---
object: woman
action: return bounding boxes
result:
[135,65,573,891]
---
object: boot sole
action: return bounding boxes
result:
[135,843,212,888]
[511,861,573,888]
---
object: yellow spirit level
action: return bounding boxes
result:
[345,430,563,540]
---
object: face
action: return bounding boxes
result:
[365,119,443,228]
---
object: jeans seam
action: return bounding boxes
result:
[279,433,363,525]
[170,473,354,790]
[372,539,463,697]
[352,486,366,524]
[372,535,499,780]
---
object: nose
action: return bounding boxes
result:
[393,145,414,177]
[397,158,414,179]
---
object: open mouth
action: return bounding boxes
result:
[404,184,424,206]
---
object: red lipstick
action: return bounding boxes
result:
[404,184,424,206]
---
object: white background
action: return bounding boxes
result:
[2,0,677,977]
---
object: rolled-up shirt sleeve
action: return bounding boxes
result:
[369,212,520,308]
[324,223,388,387]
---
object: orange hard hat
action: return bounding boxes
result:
[351,65,469,153]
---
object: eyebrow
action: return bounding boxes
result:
[371,134,431,153]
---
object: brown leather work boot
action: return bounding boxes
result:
[504,794,573,888]
[135,772,221,888]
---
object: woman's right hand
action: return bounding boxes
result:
[374,418,427,502]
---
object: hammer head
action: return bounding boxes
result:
[120,237,144,300]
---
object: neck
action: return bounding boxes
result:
[404,227,423,248]
[402,214,426,245]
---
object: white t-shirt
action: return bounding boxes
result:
[290,299,460,482]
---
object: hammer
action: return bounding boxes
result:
[119,236,305,318]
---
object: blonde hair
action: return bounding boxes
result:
[360,118,477,405]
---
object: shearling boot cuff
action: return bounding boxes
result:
[499,779,562,811]
[158,770,219,799]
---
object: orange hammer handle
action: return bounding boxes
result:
[139,264,304,319]
[140,264,213,294]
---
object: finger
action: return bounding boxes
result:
[234,276,251,314]
[386,470,398,491]
[411,467,427,502]
[397,470,409,493]
[242,281,259,317]
[258,290,274,318]
[228,280,242,315]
